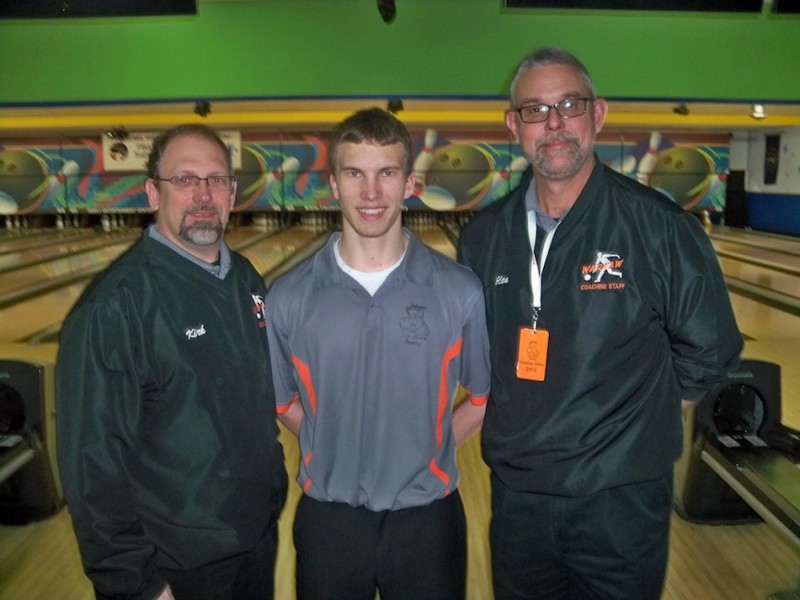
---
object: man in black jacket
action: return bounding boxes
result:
[458,47,742,600]
[57,124,287,600]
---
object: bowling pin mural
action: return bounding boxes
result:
[636,131,662,186]
[413,129,438,188]
[411,129,457,210]
[53,160,79,187]
[0,193,17,215]
[417,186,457,210]
[609,154,637,176]
[48,160,80,203]
[485,155,529,200]
[264,156,301,201]
[705,171,727,209]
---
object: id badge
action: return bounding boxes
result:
[516,327,549,381]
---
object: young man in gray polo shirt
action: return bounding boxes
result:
[266,108,491,600]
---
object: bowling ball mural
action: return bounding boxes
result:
[0,149,49,214]
[411,131,524,211]
[235,147,268,210]
[425,144,493,205]
[648,146,715,210]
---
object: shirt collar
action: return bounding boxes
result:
[147,224,231,279]
[313,228,433,290]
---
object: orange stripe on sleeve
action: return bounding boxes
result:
[464,388,488,406]
[276,393,300,415]
[291,354,318,414]
[429,457,451,490]
[435,338,463,448]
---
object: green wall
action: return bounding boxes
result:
[1,0,798,105]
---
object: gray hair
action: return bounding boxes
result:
[509,47,597,106]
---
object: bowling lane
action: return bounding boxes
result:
[713,239,800,274]
[0,235,140,297]
[706,228,800,340]
[717,254,800,302]
[0,231,136,274]
[730,292,800,342]
[710,230,800,303]
[238,227,327,276]
[0,226,326,344]
[409,225,457,260]
[0,229,90,254]
[710,225,800,258]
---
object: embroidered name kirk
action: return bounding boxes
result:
[185,325,206,339]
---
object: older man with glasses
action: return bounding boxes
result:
[57,124,287,600]
[458,47,742,600]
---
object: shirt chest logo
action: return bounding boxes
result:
[580,251,626,291]
[400,304,430,345]
[252,293,266,328]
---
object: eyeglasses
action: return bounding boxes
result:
[157,175,236,191]
[513,97,593,123]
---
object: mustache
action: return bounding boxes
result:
[536,132,580,149]
[184,205,220,216]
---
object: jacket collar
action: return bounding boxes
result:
[507,155,606,240]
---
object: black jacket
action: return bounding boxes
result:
[57,233,287,600]
[458,160,742,496]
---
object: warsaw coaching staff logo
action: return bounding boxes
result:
[580,251,626,291]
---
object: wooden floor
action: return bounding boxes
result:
[2,225,800,599]
[2,424,800,600]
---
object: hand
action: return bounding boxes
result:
[155,584,175,600]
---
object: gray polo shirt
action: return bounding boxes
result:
[266,229,490,511]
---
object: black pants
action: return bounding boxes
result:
[490,473,673,600]
[293,492,467,600]
[159,520,279,600]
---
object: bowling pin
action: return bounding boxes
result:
[486,156,529,199]
[49,160,80,199]
[706,171,727,203]
[413,129,438,192]
[264,156,301,198]
[610,154,637,176]
[418,185,456,211]
[54,160,79,184]
[636,131,662,186]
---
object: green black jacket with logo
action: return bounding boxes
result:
[458,159,742,496]
[57,233,287,600]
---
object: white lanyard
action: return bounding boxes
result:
[526,209,558,330]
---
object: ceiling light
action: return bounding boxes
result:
[105,127,128,140]
[673,103,689,116]
[194,101,212,118]
[386,99,404,114]
[751,104,766,119]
